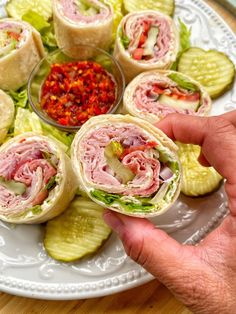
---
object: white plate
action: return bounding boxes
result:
[0,0,236,300]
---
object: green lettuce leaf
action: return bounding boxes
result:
[14,108,74,150]
[22,10,50,31]
[171,19,191,70]
[168,73,199,92]
[179,18,191,52]
[90,190,155,213]
[41,123,74,148]
[22,10,57,50]
[119,29,130,49]
[8,89,28,108]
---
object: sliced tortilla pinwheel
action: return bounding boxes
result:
[0,90,15,144]
[114,11,179,83]
[71,114,181,217]
[0,133,77,224]
[52,0,113,55]
[123,70,212,123]
[0,19,45,91]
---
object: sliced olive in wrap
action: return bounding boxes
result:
[0,19,45,91]
[114,10,179,83]
[0,90,15,144]
[0,133,77,224]
[71,114,181,217]
[123,70,212,123]
[177,142,222,197]
[52,0,113,56]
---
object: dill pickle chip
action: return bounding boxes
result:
[123,0,175,16]
[178,47,235,99]
[6,0,52,21]
[177,142,222,197]
[44,197,111,262]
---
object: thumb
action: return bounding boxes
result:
[103,210,194,283]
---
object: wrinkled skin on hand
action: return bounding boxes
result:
[104,111,236,313]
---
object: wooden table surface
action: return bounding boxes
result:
[1,1,236,313]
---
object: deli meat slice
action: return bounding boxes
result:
[123,71,212,123]
[72,114,182,218]
[0,133,77,224]
[114,11,179,82]
[52,0,113,55]
[80,124,160,196]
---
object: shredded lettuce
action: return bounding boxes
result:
[90,190,155,213]
[45,176,57,190]
[168,73,199,92]
[30,205,43,215]
[22,10,57,50]
[171,19,191,70]
[119,29,130,49]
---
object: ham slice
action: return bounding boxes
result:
[58,0,112,24]
[114,11,179,82]
[0,19,45,91]
[0,141,57,216]
[124,14,171,62]
[79,124,160,196]
[123,71,212,123]
[0,133,77,224]
[71,114,182,218]
[52,0,113,55]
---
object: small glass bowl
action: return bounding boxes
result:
[27,45,125,132]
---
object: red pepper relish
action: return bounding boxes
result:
[40,61,117,126]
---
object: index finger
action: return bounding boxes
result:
[156,113,209,145]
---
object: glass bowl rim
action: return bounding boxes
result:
[27,44,126,132]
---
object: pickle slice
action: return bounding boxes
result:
[177,142,222,197]
[44,197,111,262]
[178,47,235,99]
[6,0,52,21]
[123,0,175,16]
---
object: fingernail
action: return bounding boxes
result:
[103,210,124,233]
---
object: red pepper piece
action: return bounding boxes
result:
[120,141,158,159]
[132,48,144,60]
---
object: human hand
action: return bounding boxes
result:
[104,112,236,314]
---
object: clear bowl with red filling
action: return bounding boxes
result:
[28,45,125,132]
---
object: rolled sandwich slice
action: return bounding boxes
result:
[71,114,181,217]
[52,0,113,55]
[123,71,212,123]
[0,90,15,144]
[0,19,45,91]
[114,11,179,83]
[0,133,77,224]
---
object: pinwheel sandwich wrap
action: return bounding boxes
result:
[0,133,77,224]
[52,0,113,55]
[0,19,45,91]
[114,11,179,83]
[123,70,212,123]
[71,114,181,217]
[0,89,15,144]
